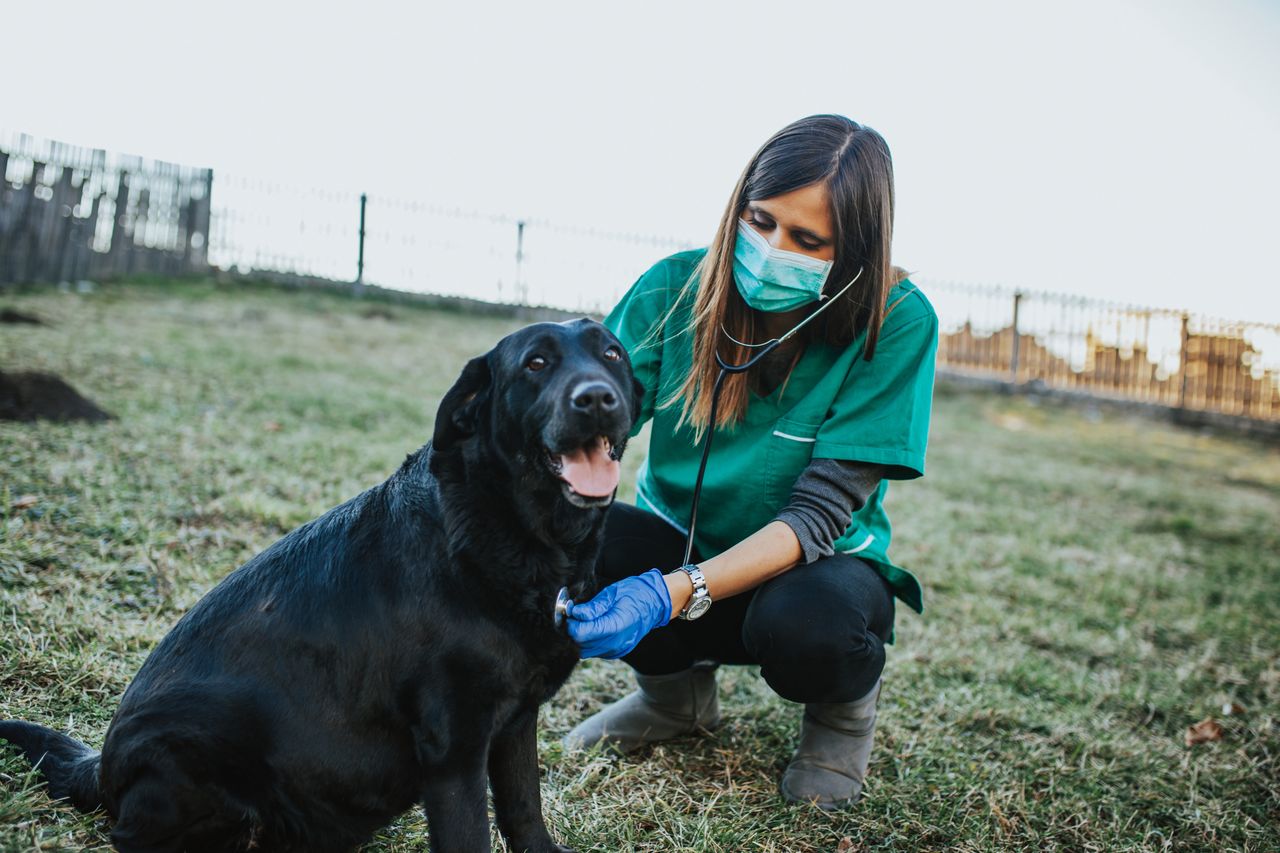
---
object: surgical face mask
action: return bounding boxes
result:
[732,218,834,312]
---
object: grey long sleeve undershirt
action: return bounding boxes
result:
[774,458,887,564]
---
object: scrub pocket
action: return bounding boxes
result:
[764,417,821,505]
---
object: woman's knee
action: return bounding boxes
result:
[743,604,878,670]
[741,567,887,702]
[751,627,884,703]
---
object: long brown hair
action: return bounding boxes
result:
[664,115,902,436]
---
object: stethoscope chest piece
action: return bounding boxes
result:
[553,587,571,629]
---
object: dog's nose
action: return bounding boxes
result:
[569,381,620,415]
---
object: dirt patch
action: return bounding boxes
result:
[0,307,47,325]
[0,371,113,422]
[360,306,398,321]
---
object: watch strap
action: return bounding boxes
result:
[677,564,711,620]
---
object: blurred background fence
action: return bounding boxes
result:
[3,133,1278,422]
[0,135,211,284]
[929,284,1280,420]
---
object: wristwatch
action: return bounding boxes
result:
[677,564,712,620]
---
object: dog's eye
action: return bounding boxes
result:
[526,355,548,372]
[603,346,622,362]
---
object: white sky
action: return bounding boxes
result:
[3,0,1278,322]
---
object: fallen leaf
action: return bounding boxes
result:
[11,495,38,510]
[836,839,862,853]
[1221,702,1245,717]
[1185,717,1223,746]
[263,421,283,432]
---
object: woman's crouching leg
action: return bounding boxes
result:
[741,554,894,704]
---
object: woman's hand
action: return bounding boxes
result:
[565,569,673,659]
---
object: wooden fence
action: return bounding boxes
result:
[929,283,1280,421]
[0,134,212,285]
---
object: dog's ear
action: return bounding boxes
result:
[433,353,492,452]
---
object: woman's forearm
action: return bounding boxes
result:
[662,520,803,619]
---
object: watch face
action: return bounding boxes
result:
[686,596,712,620]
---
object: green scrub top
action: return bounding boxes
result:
[603,248,938,616]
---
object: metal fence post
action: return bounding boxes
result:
[354,192,367,296]
[1178,312,1190,409]
[1010,290,1023,383]
[515,220,526,305]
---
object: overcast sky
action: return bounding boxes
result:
[3,0,1277,322]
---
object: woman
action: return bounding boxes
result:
[562,114,938,811]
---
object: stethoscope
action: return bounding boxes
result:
[680,266,864,566]
[554,267,864,628]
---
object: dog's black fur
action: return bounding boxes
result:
[0,318,642,853]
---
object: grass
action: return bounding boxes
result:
[1,277,1277,852]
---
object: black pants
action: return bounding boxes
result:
[597,502,895,704]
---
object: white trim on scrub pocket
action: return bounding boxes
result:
[841,533,876,555]
[771,430,817,443]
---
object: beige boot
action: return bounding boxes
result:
[780,678,881,810]
[562,663,721,754]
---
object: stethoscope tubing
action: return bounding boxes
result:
[680,342,783,566]
[678,267,864,568]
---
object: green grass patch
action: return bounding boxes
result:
[2,278,1277,851]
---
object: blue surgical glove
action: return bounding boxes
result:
[565,569,673,659]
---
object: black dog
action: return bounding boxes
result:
[1,318,642,853]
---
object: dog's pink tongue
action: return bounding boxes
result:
[558,438,619,497]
